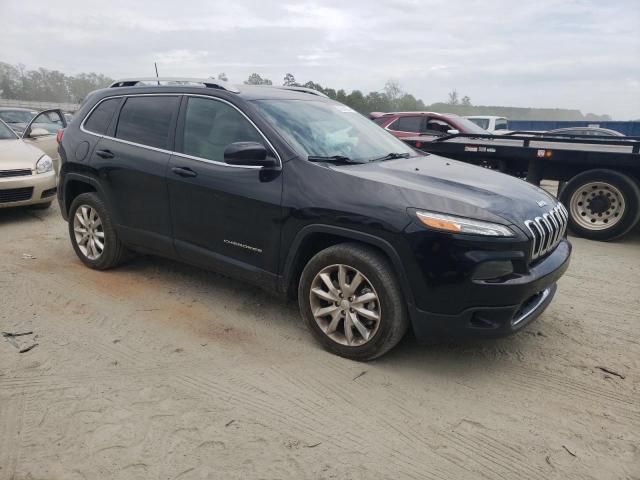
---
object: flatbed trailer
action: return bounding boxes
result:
[403,132,640,241]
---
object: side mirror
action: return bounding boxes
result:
[29,127,50,138]
[224,142,277,167]
[447,129,460,135]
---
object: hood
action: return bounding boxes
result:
[0,139,46,170]
[333,155,557,226]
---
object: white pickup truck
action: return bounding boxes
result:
[465,115,509,134]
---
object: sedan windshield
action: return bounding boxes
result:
[0,120,18,140]
[252,99,416,163]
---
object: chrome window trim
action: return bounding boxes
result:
[80,93,282,171]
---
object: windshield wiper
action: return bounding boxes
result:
[307,155,364,164]
[373,152,412,161]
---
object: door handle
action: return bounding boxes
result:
[171,166,198,178]
[95,149,114,159]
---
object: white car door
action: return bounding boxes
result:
[22,109,67,174]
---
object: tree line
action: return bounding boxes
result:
[0,62,114,104]
[0,62,610,120]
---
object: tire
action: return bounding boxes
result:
[559,169,640,241]
[30,201,52,210]
[68,192,128,269]
[298,243,409,361]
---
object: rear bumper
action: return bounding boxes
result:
[0,171,56,208]
[409,240,571,340]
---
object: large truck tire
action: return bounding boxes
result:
[559,169,640,241]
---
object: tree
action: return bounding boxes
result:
[461,96,471,106]
[283,73,298,86]
[302,80,325,94]
[244,73,272,85]
[447,89,459,105]
[217,72,228,82]
[384,79,403,109]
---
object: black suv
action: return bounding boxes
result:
[57,77,571,360]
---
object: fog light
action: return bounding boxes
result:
[472,260,514,280]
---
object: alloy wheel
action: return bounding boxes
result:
[73,205,105,260]
[309,264,381,346]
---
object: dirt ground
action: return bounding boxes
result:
[1,200,638,480]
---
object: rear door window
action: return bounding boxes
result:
[84,98,121,135]
[392,116,423,133]
[115,96,179,149]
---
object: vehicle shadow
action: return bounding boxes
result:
[114,252,541,374]
[0,205,54,226]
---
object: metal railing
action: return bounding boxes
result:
[0,98,80,112]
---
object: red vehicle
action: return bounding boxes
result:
[370,111,488,139]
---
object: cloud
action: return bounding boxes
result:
[1,0,638,118]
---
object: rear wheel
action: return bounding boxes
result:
[298,243,408,361]
[559,169,640,241]
[68,192,128,269]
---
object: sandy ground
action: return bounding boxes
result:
[1,201,638,480]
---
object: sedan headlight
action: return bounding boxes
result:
[36,155,53,174]
[416,211,514,237]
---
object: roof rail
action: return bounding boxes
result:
[274,86,328,98]
[109,77,240,94]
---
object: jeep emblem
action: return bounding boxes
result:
[537,200,548,207]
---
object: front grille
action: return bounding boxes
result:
[0,187,34,203]
[0,169,32,178]
[524,203,568,261]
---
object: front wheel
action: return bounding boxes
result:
[559,169,640,241]
[298,243,409,361]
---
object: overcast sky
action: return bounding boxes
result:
[2,0,639,119]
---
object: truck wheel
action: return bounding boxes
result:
[68,192,129,270]
[559,169,640,241]
[298,243,409,361]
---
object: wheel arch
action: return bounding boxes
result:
[61,173,105,220]
[280,225,415,308]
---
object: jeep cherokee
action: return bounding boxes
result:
[57,78,571,360]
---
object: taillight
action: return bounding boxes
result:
[415,141,423,148]
[56,129,64,143]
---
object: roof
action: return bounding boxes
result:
[105,77,330,102]
[465,115,507,120]
[370,111,460,119]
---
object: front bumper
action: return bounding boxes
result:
[0,170,57,208]
[409,240,571,340]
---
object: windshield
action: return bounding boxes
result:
[0,120,18,139]
[451,116,489,134]
[0,110,37,124]
[252,99,416,162]
[467,117,489,130]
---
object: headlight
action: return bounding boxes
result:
[416,211,514,237]
[36,155,53,174]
